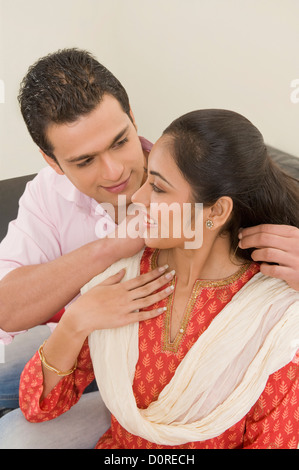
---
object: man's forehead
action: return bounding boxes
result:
[65,125,130,163]
[46,98,133,159]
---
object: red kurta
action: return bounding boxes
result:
[20,248,299,449]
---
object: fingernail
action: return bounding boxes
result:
[157,307,167,313]
[165,270,175,279]
[158,264,169,272]
[166,285,174,293]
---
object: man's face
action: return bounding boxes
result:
[44,94,146,210]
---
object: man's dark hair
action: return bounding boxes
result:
[18,48,132,159]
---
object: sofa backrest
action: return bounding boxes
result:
[0,173,36,241]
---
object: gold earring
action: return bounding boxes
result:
[206,219,214,229]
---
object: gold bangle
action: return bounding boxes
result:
[38,341,77,377]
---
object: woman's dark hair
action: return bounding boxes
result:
[163,109,299,261]
[18,48,132,160]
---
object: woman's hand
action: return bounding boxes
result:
[238,224,299,291]
[40,265,174,398]
[63,265,174,337]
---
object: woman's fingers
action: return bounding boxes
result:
[99,269,126,286]
[133,284,174,311]
[123,306,168,325]
[124,265,170,290]
[129,269,175,301]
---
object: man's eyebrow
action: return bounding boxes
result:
[109,125,130,148]
[65,125,130,163]
[149,170,174,187]
[66,152,98,164]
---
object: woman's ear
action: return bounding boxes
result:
[39,149,64,175]
[206,197,233,230]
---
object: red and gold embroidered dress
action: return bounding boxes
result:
[19,248,299,449]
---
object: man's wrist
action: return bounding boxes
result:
[90,236,120,270]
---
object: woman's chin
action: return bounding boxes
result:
[143,237,163,249]
[143,236,182,250]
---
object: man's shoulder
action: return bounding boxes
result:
[29,167,78,203]
[27,166,60,191]
[32,166,63,185]
[140,136,153,153]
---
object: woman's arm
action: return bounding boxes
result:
[19,338,94,422]
[0,231,144,332]
[27,265,175,402]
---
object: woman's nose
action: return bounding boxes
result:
[132,181,150,207]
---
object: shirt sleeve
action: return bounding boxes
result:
[0,169,67,343]
[19,338,95,422]
[243,361,299,449]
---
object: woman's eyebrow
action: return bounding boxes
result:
[149,170,174,188]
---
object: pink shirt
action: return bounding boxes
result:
[0,136,153,344]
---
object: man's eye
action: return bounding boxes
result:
[114,137,128,148]
[150,183,165,193]
[77,158,93,168]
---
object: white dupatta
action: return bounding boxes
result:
[82,251,299,446]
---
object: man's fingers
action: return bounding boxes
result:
[259,263,293,281]
[239,232,289,251]
[251,248,294,267]
[239,224,298,244]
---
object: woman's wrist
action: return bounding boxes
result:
[59,303,91,341]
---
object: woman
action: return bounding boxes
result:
[19,109,299,449]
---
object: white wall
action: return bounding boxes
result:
[0,0,299,179]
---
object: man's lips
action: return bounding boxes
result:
[102,175,131,193]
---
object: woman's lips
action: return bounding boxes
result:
[143,212,158,228]
[102,175,130,193]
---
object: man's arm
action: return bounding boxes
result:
[0,236,126,332]
[238,224,299,291]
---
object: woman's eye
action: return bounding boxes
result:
[150,183,165,193]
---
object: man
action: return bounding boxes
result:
[0,49,298,447]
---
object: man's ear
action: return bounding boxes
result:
[39,149,64,175]
[129,106,138,131]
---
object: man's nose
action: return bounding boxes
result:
[100,153,124,182]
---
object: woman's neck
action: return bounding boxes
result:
[159,235,245,288]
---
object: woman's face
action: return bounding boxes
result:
[132,136,204,250]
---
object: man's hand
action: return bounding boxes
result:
[238,224,299,291]
[107,213,145,260]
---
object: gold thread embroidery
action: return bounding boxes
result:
[150,249,252,354]
[163,278,201,353]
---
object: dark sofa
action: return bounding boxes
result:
[0,146,299,242]
[0,173,36,242]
